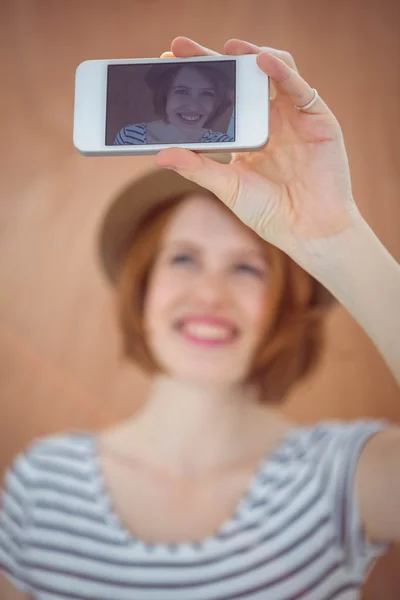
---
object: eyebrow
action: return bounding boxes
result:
[162,241,267,261]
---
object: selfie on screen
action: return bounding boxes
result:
[106,61,236,146]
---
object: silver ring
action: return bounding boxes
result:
[295,88,319,111]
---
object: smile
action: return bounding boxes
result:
[177,113,202,124]
[176,322,238,347]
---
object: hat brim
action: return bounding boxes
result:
[98,153,232,285]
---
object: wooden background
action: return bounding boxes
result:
[0,0,399,596]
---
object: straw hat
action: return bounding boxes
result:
[97,152,337,310]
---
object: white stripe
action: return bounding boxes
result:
[2,488,25,522]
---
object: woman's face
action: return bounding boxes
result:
[164,66,218,131]
[143,195,271,388]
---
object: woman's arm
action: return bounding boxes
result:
[306,215,400,386]
[156,35,400,546]
[310,216,400,545]
[298,216,400,545]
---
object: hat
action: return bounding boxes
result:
[144,61,235,92]
[97,153,337,310]
[98,153,232,286]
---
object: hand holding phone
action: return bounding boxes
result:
[153,38,360,277]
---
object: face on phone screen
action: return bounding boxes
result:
[105,61,236,146]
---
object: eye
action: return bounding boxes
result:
[203,91,216,97]
[170,255,264,276]
[171,253,193,264]
[174,88,187,95]
[236,264,264,277]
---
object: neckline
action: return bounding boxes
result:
[87,426,304,552]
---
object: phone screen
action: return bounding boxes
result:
[105,60,236,146]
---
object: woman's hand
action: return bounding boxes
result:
[156,37,364,271]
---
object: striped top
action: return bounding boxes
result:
[114,123,234,145]
[0,419,391,600]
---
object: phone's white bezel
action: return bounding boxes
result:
[73,55,269,156]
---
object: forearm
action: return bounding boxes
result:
[305,215,400,386]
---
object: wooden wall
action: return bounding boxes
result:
[0,0,399,596]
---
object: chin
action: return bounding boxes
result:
[160,362,244,388]
[149,340,250,386]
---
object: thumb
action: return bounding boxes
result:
[155,148,238,208]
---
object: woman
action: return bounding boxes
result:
[1,36,399,600]
[114,62,234,145]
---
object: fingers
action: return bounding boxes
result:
[160,37,327,115]
[256,51,329,115]
[224,39,299,73]
[225,38,328,115]
[170,36,221,57]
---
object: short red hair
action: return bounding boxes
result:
[116,193,334,404]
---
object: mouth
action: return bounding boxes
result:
[176,113,203,125]
[173,320,239,347]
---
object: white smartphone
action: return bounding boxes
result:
[73,54,269,157]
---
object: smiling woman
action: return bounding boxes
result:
[0,155,392,600]
[108,160,336,403]
[114,63,235,145]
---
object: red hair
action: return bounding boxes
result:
[116,193,334,403]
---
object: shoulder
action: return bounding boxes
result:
[301,418,387,452]
[202,130,234,142]
[25,429,92,458]
[1,431,96,533]
[114,123,147,144]
[281,418,390,525]
[312,418,388,452]
[276,418,389,470]
[0,432,95,594]
[122,123,146,134]
[2,431,94,491]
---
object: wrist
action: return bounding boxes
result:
[301,215,397,304]
[284,210,370,279]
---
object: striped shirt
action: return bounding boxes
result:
[114,123,234,145]
[0,419,391,600]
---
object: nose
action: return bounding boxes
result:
[184,92,204,107]
[183,99,202,111]
[191,272,229,306]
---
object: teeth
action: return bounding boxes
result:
[179,114,201,122]
[183,323,234,340]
